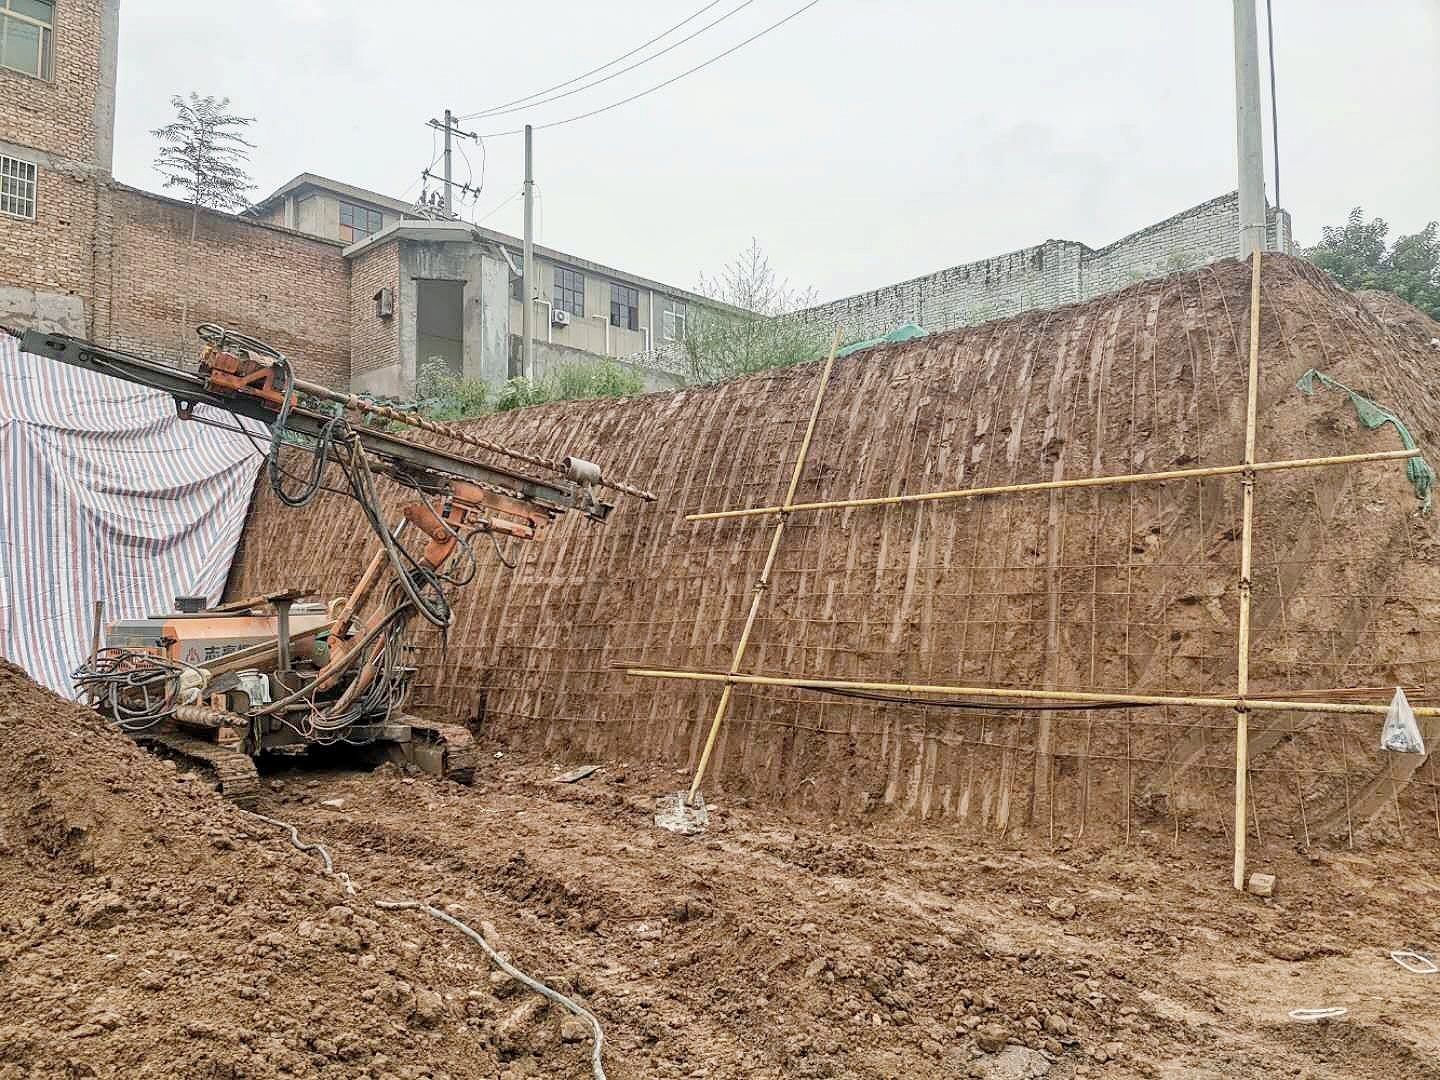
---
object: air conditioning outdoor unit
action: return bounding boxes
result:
[551,308,571,327]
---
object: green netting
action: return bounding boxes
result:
[1295,368,1434,512]
[836,323,927,358]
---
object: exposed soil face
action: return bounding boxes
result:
[230,256,1440,844]
[4,664,1438,1079]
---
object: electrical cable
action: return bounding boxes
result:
[240,812,607,1079]
[476,0,823,137]
[250,603,412,718]
[460,0,758,122]
[1265,0,1280,208]
[377,901,608,1080]
[474,189,521,225]
[459,0,727,119]
[336,439,453,627]
[489,531,517,570]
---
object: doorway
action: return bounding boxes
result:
[416,279,464,378]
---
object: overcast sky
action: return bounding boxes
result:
[110,1,1438,302]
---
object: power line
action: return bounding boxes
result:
[474,189,522,225]
[459,0,758,122]
[476,0,823,138]
[458,0,728,120]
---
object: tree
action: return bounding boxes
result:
[683,239,829,384]
[151,93,256,220]
[1307,208,1440,319]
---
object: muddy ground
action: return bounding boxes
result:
[252,760,1440,1080]
[4,655,1437,1080]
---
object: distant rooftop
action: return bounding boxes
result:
[248,172,731,312]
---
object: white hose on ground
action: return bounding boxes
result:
[375,899,607,1080]
[241,810,606,1080]
[246,811,356,895]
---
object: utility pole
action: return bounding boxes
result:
[443,107,454,216]
[1232,0,1268,257]
[426,111,478,219]
[522,123,535,381]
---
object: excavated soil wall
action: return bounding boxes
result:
[230,256,1440,845]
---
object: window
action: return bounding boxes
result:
[609,283,639,331]
[553,266,584,317]
[507,251,524,301]
[338,201,382,243]
[0,0,53,79]
[661,297,687,342]
[0,154,36,219]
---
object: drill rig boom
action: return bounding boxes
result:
[20,326,645,798]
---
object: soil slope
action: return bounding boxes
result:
[231,256,1440,845]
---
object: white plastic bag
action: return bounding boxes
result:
[1380,687,1425,754]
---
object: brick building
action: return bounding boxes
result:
[0,0,353,384]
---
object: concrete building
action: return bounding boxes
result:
[797,193,1297,342]
[248,173,417,245]
[249,173,711,396]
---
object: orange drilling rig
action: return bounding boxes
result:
[21,324,653,804]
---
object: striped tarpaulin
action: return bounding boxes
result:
[0,332,262,695]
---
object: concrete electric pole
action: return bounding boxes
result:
[442,107,454,216]
[522,123,536,381]
[426,111,478,219]
[1232,0,1268,257]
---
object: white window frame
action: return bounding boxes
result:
[661,298,687,342]
[0,0,54,81]
[0,154,36,220]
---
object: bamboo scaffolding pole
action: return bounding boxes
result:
[1233,249,1263,891]
[683,330,844,806]
[622,666,1440,719]
[684,447,1420,522]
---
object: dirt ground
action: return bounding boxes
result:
[3,663,1439,1080]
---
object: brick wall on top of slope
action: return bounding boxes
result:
[229,255,1440,844]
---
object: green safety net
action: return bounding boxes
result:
[836,322,927,358]
[1295,368,1434,512]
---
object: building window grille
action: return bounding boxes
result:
[609,283,639,331]
[0,154,36,220]
[0,0,53,79]
[339,201,383,243]
[554,266,584,317]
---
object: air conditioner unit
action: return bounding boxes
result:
[551,309,571,327]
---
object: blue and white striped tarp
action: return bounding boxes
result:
[0,332,263,695]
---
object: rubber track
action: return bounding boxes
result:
[406,720,478,784]
[146,732,261,808]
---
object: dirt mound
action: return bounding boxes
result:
[0,662,592,1079]
[231,255,1440,849]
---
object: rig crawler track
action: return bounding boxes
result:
[146,732,261,808]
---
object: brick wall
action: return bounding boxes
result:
[0,0,113,167]
[0,163,99,300]
[349,240,400,379]
[796,193,1300,340]
[98,186,352,386]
